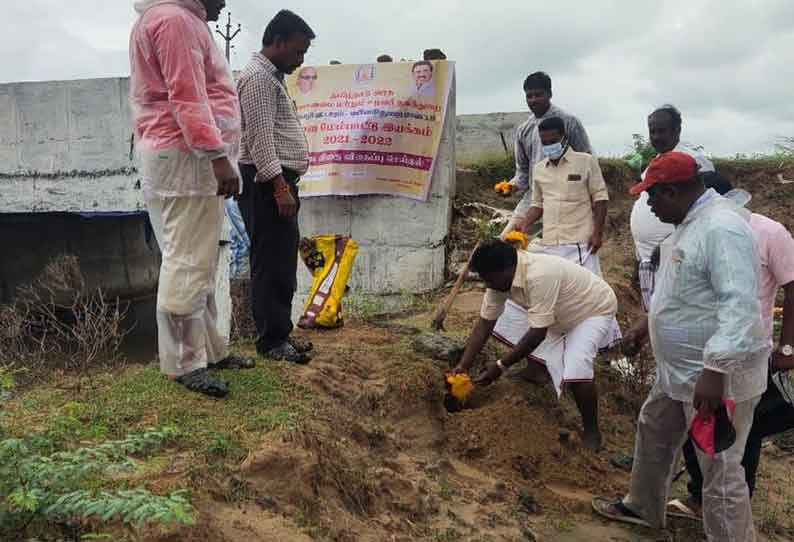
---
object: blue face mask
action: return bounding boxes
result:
[542,141,566,160]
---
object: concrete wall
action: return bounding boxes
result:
[0,76,456,303]
[0,77,141,213]
[0,213,158,304]
[0,75,496,213]
[456,111,525,164]
[294,80,456,316]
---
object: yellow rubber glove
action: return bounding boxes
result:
[504,231,529,250]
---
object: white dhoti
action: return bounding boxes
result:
[493,299,613,397]
[147,195,229,377]
[537,242,622,349]
[216,212,233,344]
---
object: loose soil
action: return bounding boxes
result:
[174,161,794,541]
[7,160,794,542]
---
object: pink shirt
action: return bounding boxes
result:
[750,213,794,339]
[129,0,240,158]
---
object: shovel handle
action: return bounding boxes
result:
[430,244,478,331]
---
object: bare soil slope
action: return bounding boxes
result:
[165,160,794,542]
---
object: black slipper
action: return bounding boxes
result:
[287,336,314,354]
[212,355,256,370]
[176,368,229,398]
[261,342,311,364]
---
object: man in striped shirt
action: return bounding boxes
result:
[237,10,315,364]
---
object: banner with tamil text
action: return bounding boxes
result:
[287,61,454,201]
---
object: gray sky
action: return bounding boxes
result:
[2,0,793,156]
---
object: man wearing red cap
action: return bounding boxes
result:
[592,152,770,541]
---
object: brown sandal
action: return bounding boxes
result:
[592,497,651,528]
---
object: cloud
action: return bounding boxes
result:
[0,0,791,156]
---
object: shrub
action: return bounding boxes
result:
[0,255,130,374]
[0,427,194,539]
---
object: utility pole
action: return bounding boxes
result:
[215,12,241,62]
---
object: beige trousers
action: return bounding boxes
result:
[623,383,760,542]
[147,195,228,377]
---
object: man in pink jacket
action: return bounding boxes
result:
[130,0,254,398]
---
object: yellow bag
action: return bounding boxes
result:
[298,235,359,329]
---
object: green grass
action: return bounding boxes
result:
[0,357,308,541]
[459,152,794,183]
[714,152,794,168]
[1,358,309,466]
[346,293,388,322]
[346,291,438,324]
[433,527,464,542]
[437,477,455,501]
[460,151,515,180]
[0,366,15,392]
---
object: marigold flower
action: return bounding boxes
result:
[493,180,514,195]
[445,373,474,402]
[504,231,529,250]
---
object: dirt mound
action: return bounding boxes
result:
[717,160,794,232]
[201,323,548,541]
[188,311,645,541]
[145,161,792,542]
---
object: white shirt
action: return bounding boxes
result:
[630,144,715,262]
[650,190,769,402]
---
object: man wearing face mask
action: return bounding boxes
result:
[130,0,256,398]
[501,71,593,236]
[515,116,610,277]
[237,10,316,364]
[492,116,618,448]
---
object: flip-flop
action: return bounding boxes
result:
[261,342,312,365]
[212,355,256,370]
[591,497,651,528]
[666,499,701,521]
[176,368,229,398]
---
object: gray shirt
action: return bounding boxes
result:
[512,104,592,190]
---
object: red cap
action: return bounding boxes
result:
[629,151,699,196]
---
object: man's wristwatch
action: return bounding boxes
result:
[496,359,506,373]
[781,345,794,357]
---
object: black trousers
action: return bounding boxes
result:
[238,163,300,351]
[684,377,794,502]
